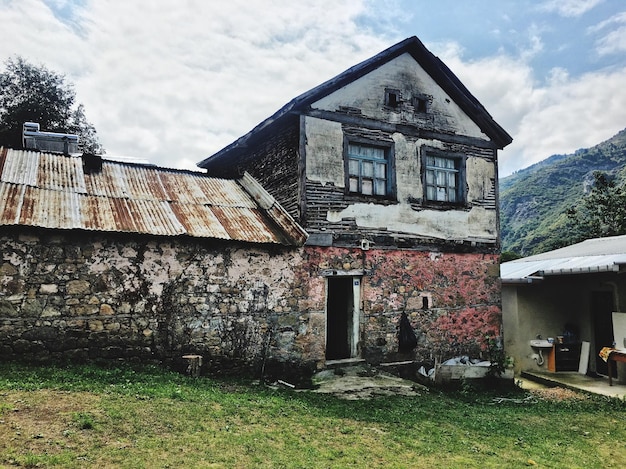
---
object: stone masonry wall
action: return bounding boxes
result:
[0,228,501,381]
[302,246,502,365]
[0,228,321,382]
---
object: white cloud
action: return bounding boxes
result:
[1,0,625,178]
[437,43,626,176]
[540,0,604,18]
[2,0,392,169]
[589,11,626,55]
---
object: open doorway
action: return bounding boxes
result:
[326,276,360,360]
[592,291,615,377]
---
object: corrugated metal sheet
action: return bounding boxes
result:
[0,147,307,245]
[501,235,626,283]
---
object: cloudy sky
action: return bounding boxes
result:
[1,0,625,176]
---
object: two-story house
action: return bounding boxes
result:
[199,36,512,369]
[0,37,511,383]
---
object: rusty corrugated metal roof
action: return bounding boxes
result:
[0,147,307,246]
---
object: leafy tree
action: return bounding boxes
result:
[0,56,103,154]
[500,251,521,262]
[566,171,626,242]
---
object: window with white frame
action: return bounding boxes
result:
[424,154,463,203]
[347,143,390,197]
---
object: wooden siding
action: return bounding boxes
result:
[204,118,301,223]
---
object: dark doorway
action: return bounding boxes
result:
[593,291,615,376]
[326,277,355,360]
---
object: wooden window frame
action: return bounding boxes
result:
[412,94,431,114]
[422,150,466,206]
[384,88,401,109]
[343,137,395,200]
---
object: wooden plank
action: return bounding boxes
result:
[578,341,590,374]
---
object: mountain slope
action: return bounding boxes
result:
[500,128,626,256]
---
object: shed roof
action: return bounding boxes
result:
[198,36,512,170]
[501,235,626,283]
[0,147,307,246]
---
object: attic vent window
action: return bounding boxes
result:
[385,89,400,108]
[413,95,430,113]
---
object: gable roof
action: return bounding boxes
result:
[198,36,512,168]
[0,147,307,246]
[501,235,626,283]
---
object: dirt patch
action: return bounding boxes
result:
[528,387,589,402]
[0,390,102,460]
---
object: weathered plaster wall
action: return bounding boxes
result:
[312,53,488,140]
[304,246,502,363]
[304,115,498,245]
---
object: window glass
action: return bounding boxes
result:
[362,179,373,195]
[347,143,388,197]
[349,177,359,193]
[348,159,359,174]
[362,161,374,177]
[425,154,460,203]
[374,179,386,196]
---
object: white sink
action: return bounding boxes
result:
[530,339,553,348]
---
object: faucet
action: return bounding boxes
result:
[536,334,542,339]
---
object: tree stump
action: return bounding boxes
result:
[182,354,203,378]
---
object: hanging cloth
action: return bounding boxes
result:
[398,312,418,352]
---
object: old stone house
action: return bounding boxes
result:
[0,147,310,379]
[198,36,512,369]
[0,36,511,382]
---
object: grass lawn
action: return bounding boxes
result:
[1,363,625,468]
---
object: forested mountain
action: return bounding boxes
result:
[500,128,626,256]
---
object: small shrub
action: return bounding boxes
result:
[72,411,95,430]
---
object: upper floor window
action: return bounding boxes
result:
[347,142,391,197]
[385,88,400,108]
[413,96,429,113]
[424,154,464,203]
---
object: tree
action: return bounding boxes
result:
[0,57,103,154]
[566,171,626,242]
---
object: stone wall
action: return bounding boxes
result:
[0,227,501,381]
[0,228,320,383]
[302,246,502,365]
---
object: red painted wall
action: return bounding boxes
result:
[300,246,502,364]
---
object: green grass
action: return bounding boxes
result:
[1,363,626,468]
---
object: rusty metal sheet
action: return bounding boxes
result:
[0,148,40,186]
[83,196,118,232]
[37,152,86,194]
[159,171,257,208]
[116,165,170,201]
[169,202,232,239]
[125,199,186,236]
[0,149,306,245]
[17,186,79,229]
[266,204,308,245]
[210,206,281,244]
[0,184,23,225]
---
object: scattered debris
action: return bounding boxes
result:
[311,365,427,400]
[491,396,538,405]
[418,356,493,379]
[528,387,588,402]
[277,380,295,389]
